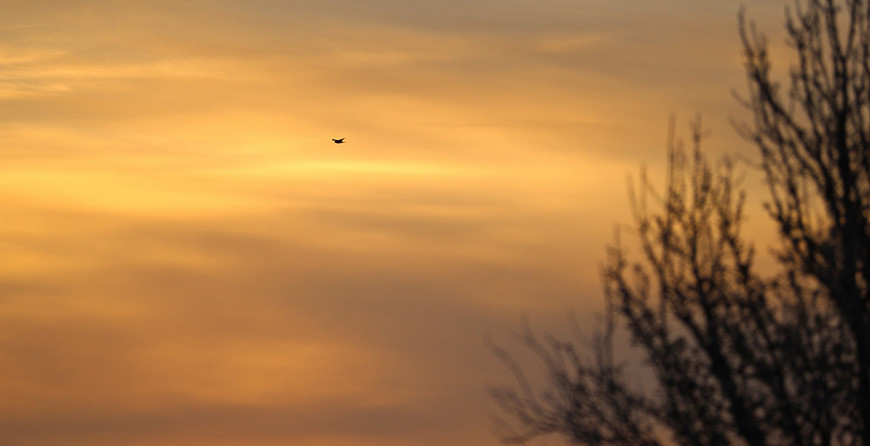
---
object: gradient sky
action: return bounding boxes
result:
[1,2,788,445]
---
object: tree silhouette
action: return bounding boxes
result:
[490,1,870,445]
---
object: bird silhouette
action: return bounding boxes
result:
[332,138,345,144]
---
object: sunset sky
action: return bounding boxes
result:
[1,2,789,445]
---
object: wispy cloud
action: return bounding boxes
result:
[0,1,786,445]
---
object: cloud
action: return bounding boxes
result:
[0,135,613,443]
[0,1,791,445]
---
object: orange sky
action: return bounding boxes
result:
[0,2,788,445]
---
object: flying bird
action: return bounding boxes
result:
[332,138,345,144]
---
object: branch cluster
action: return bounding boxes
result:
[491,2,870,445]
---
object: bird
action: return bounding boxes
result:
[332,138,345,144]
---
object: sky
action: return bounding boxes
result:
[0,1,789,445]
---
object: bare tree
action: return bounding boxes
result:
[490,2,870,445]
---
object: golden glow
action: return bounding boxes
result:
[0,1,786,445]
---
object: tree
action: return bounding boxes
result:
[489,1,870,445]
